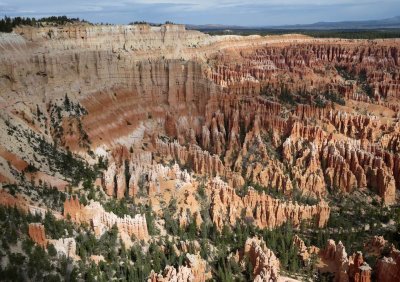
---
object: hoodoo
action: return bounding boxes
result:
[1,14,400,281]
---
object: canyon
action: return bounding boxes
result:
[0,22,400,281]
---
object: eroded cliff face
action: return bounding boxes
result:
[28,223,79,259]
[376,247,400,282]
[320,240,372,282]
[148,253,209,282]
[242,237,280,281]
[64,197,149,245]
[1,23,400,281]
[209,177,330,230]
[28,223,47,247]
[1,25,399,206]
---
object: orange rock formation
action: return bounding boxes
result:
[376,246,400,282]
[28,223,47,246]
[292,235,320,264]
[243,237,280,281]
[148,253,208,282]
[64,197,149,241]
[209,177,330,230]
[320,240,371,282]
[28,223,78,259]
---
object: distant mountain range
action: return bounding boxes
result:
[187,16,400,30]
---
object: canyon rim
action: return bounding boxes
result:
[0,12,400,282]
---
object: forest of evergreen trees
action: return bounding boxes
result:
[0,16,86,32]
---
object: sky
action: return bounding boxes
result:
[0,0,399,26]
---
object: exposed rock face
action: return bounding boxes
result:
[376,247,400,282]
[149,265,193,282]
[0,189,28,212]
[292,235,319,264]
[325,110,379,140]
[320,240,371,282]
[148,253,208,282]
[2,22,400,281]
[90,255,105,265]
[364,236,389,256]
[321,140,396,203]
[28,223,47,246]
[64,197,149,242]
[243,237,280,281]
[102,145,195,199]
[185,253,209,282]
[102,147,152,198]
[63,196,82,221]
[210,42,400,100]
[1,25,399,207]
[209,177,330,230]
[48,238,77,259]
[349,252,372,282]
[282,133,326,197]
[155,139,226,177]
[28,223,78,259]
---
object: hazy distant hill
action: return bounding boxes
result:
[276,16,400,30]
[188,16,400,30]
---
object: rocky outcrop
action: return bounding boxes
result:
[48,238,77,259]
[1,24,399,205]
[90,255,105,265]
[294,104,330,121]
[186,254,209,282]
[0,189,28,212]
[209,42,400,101]
[283,137,326,197]
[321,140,396,204]
[320,240,371,282]
[155,139,225,177]
[64,198,149,243]
[28,223,47,246]
[102,147,152,198]
[348,252,372,282]
[292,235,319,264]
[363,236,389,256]
[149,265,193,282]
[209,177,330,230]
[28,223,78,259]
[327,110,380,140]
[2,21,400,282]
[243,237,280,281]
[148,253,208,282]
[376,247,400,282]
[234,122,293,194]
